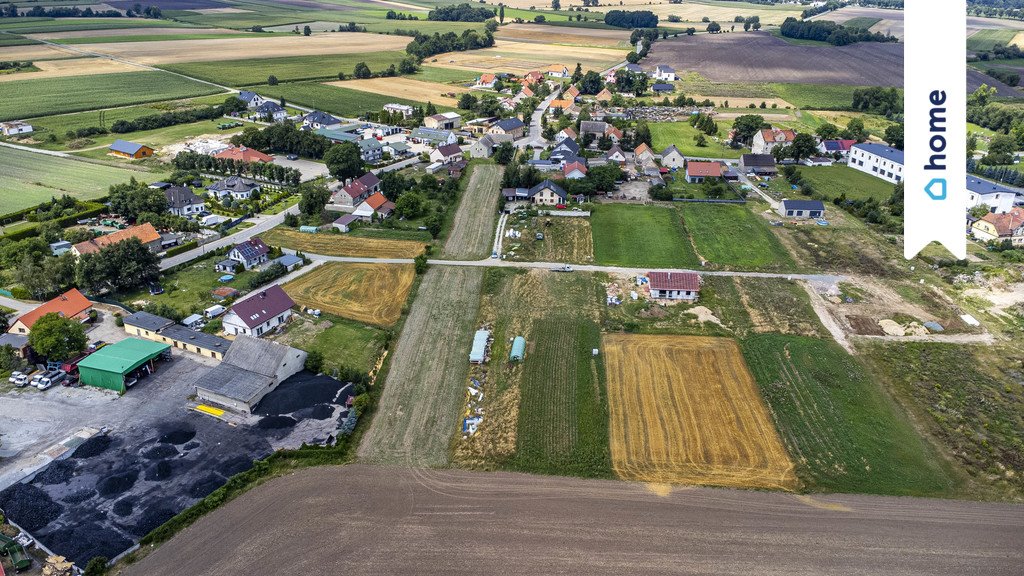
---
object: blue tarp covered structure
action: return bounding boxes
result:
[510,336,525,361]
[469,330,489,363]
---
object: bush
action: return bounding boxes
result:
[165,241,198,258]
[84,557,109,576]
[305,350,324,374]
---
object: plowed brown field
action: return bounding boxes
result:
[282,262,414,327]
[604,334,797,490]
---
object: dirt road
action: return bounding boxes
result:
[443,164,503,260]
[125,464,1024,576]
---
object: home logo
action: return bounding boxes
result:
[925,178,946,201]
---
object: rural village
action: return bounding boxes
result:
[0,0,1022,574]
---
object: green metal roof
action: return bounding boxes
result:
[78,338,170,374]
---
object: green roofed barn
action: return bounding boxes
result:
[77,338,171,393]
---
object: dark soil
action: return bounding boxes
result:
[293,403,335,420]
[254,372,348,416]
[34,459,77,485]
[96,470,139,497]
[144,460,174,481]
[71,435,114,459]
[144,444,179,460]
[112,497,136,517]
[62,489,96,505]
[0,483,63,532]
[257,415,297,429]
[182,441,200,451]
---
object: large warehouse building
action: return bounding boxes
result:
[192,335,306,413]
[77,338,171,393]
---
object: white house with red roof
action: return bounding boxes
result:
[475,73,497,89]
[752,128,796,155]
[430,143,463,164]
[222,285,295,337]
[563,161,588,180]
[647,271,700,302]
[685,161,723,183]
[333,172,381,208]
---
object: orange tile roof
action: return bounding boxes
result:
[479,73,495,84]
[979,207,1024,237]
[364,192,389,210]
[73,223,161,255]
[686,161,723,178]
[564,85,580,97]
[549,99,573,110]
[596,88,613,100]
[634,143,652,155]
[563,161,587,176]
[760,128,796,143]
[214,146,274,163]
[13,288,91,331]
[560,127,577,138]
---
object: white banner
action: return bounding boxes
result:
[904,0,967,259]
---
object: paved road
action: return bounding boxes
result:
[159,205,299,270]
[0,294,35,315]
[126,464,1024,576]
[516,89,559,148]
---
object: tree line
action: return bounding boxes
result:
[110,96,247,134]
[404,29,495,59]
[604,9,659,28]
[172,152,301,185]
[779,17,898,46]
[427,3,495,22]
[851,86,903,116]
[1,5,123,17]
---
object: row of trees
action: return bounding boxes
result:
[232,123,332,159]
[0,61,31,70]
[779,17,898,46]
[427,3,495,22]
[172,152,301,185]
[405,29,495,59]
[1,4,123,17]
[15,237,159,302]
[800,0,843,19]
[110,96,247,134]
[604,9,658,28]
[385,10,418,20]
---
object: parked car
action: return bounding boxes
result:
[14,373,30,387]
[8,370,23,384]
[88,340,107,352]
[148,283,164,295]
[286,154,299,160]
[32,370,54,385]
[40,370,67,388]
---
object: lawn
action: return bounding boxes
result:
[796,165,896,203]
[842,17,883,29]
[769,83,880,110]
[0,34,39,47]
[0,71,225,121]
[967,29,1017,52]
[648,121,744,159]
[160,52,409,87]
[415,66,479,85]
[247,82,453,119]
[272,313,386,375]
[119,259,257,317]
[591,204,700,268]
[742,334,959,496]
[0,146,161,215]
[679,203,796,271]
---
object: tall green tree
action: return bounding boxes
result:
[108,179,167,222]
[499,3,504,23]
[76,239,159,293]
[324,142,364,181]
[29,313,87,361]
[298,183,331,218]
[731,114,766,145]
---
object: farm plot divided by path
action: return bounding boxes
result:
[603,334,797,490]
[358,266,483,467]
[282,263,414,327]
[443,164,503,260]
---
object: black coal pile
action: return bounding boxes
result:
[182,441,200,451]
[0,483,63,531]
[188,474,225,499]
[62,489,96,504]
[34,459,77,485]
[218,455,254,478]
[112,497,135,517]
[130,504,177,538]
[96,470,139,497]
[143,444,179,460]
[144,460,173,481]
[254,372,350,416]
[44,522,132,563]
[257,415,297,429]
[71,435,114,459]
[293,403,335,420]
[158,426,196,445]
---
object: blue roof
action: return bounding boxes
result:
[493,118,525,131]
[853,142,904,164]
[781,199,825,211]
[109,139,146,155]
[652,83,675,91]
[967,175,1018,196]
[238,90,258,102]
[269,254,303,268]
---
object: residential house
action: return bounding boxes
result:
[661,145,685,169]
[528,180,568,206]
[410,127,457,146]
[595,88,613,102]
[502,187,530,203]
[517,85,535,99]
[523,71,544,85]
[384,103,415,118]
[334,172,380,208]
[802,157,834,167]
[604,124,623,142]
[1,121,33,136]
[237,91,267,109]
[579,121,608,140]
[563,161,588,180]
[222,285,295,337]
[685,161,722,183]
[430,143,463,164]
[740,153,777,176]
[470,134,497,158]
[818,139,857,158]
[8,288,92,335]
[214,146,273,163]
[109,139,153,159]
[623,63,643,73]
[301,110,342,131]
[546,64,569,78]
[606,145,627,164]
[968,176,1019,214]
[972,207,1024,245]
[498,97,517,111]
[648,271,700,302]
[564,85,580,100]
[548,99,574,112]
[488,117,526,139]
[424,111,462,130]
[751,128,796,155]
[383,141,412,158]
[634,143,655,164]
[651,65,677,81]
[777,199,826,219]
[164,185,205,217]
[475,73,497,89]
[254,101,288,122]
[228,238,270,270]
[849,142,904,183]
[550,138,581,162]
[555,127,577,142]
[358,138,383,163]
[353,192,395,221]
[122,311,231,361]
[208,175,260,201]
[651,83,675,94]
[72,223,162,256]
[332,213,358,233]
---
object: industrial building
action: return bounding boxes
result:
[192,335,307,413]
[77,338,172,393]
[122,311,231,360]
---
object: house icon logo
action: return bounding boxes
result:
[925,178,946,201]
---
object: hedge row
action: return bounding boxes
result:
[164,241,198,258]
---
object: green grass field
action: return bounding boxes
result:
[54,32,253,44]
[797,165,896,203]
[0,33,40,46]
[648,121,744,159]
[967,28,1017,52]
[840,17,883,30]
[119,259,257,316]
[415,66,479,85]
[770,83,882,110]
[509,317,612,478]
[278,313,386,375]
[0,146,160,214]
[679,203,796,270]
[251,81,452,118]
[0,71,225,121]
[742,334,959,496]
[0,17,200,33]
[591,204,700,268]
[161,51,409,87]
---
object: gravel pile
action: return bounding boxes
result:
[0,483,63,531]
[71,435,114,459]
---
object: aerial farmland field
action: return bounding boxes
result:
[329,77,470,108]
[259,227,426,259]
[429,40,627,75]
[249,81,452,118]
[590,205,700,268]
[161,51,409,86]
[679,204,795,271]
[442,164,503,260]
[282,263,415,327]
[604,334,797,490]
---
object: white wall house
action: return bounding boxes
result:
[1,121,33,136]
[222,285,295,337]
[849,142,904,183]
[967,176,1019,214]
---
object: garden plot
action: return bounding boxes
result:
[604,334,797,490]
[503,213,594,264]
[327,77,469,108]
[282,262,415,327]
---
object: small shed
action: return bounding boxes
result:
[469,329,490,364]
[77,338,171,393]
[509,336,526,361]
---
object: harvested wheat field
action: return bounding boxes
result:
[0,57,139,82]
[82,33,410,65]
[328,77,469,108]
[0,44,78,61]
[27,27,241,40]
[429,41,627,75]
[283,262,414,327]
[495,23,630,48]
[260,227,425,259]
[603,334,797,490]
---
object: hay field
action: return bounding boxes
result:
[0,44,77,61]
[495,23,630,48]
[493,0,803,25]
[82,33,410,65]
[282,263,414,327]
[260,227,425,259]
[604,334,797,490]
[429,40,627,75]
[0,57,139,82]
[328,77,469,108]
[27,26,240,40]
